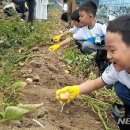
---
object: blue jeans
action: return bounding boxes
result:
[114,82,130,105]
[13,0,26,19]
[26,0,36,22]
[14,0,35,22]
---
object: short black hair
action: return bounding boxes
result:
[91,0,99,8]
[61,12,68,22]
[82,0,99,8]
[71,9,80,22]
[79,0,97,17]
[107,14,130,46]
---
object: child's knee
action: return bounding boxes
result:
[114,82,130,105]
[82,42,94,53]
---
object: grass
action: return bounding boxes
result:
[62,46,120,129]
[63,46,96,76]
[0,7,121,129]
[0,9,63,117]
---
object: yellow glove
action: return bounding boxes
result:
[56,85,80,104]
[53,35,61,42]
[48,44,60,52]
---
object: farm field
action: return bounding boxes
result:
[0,2,120,130]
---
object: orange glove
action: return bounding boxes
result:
[56,85,80,104]
[48,44,60,52]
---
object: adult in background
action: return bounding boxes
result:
[67,0,77,27]
[36,0,48,20]
[40,0,49,20]
[12,0,35,22]
[12,0,26,20]
[61,2,68,22]
[35,0,40,20]
[0,0,2,5]
[26,0,36,22]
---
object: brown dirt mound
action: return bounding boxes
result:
[0,44,103,130]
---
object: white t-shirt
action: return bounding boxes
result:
[69,26,80,34]
[73,21,106,44]
[101,64,130,89]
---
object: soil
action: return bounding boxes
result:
[0,45,104,130]
[0,3,105,129]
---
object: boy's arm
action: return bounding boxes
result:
[60,30,71,37]
[79,77,105,94]
[52,30,71,42]
[49,37,73,52]
[60,37,73,47]
[56,77,105,104]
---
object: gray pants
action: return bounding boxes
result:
[78,41,106,53]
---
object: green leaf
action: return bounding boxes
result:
[88,55,94,60]
[65,59,73,64]
[0,93,4,106]
[17,103,43,112]
[12,81,27,90]
[5,41,11,47]
[2,106,29,122]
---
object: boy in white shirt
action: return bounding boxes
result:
[56,14,130,129]
[49,9,83,52]
[76,1,109,75]
[49,1,107,53]
[77,1,107,53]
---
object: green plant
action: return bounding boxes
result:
[63,46,96,76]
[0,9,64,122]
[81,87,121,130]
[0,103,43,123]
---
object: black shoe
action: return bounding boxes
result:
[111,103,130,130]
[111,103,124,122]
[105,84,113,90]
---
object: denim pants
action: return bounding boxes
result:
[26,0,36,22]
[15,0,35,22]
[14,0,26,19]
[114,82,130,105]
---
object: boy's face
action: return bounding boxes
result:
[105,32,130,72]
[72,20,84,28]
[79,10,92,26]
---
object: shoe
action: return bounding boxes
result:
[111,103,123,122]
[111,103,130,130]
[105,84,113,89]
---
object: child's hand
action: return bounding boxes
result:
[48,44,60,52]
[52,35,61,42]
[56,85,80,104]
